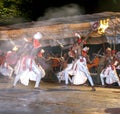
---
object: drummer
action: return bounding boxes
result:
[104,47,115,65]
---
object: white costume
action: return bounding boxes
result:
[114,60,120,77]
[0,62,13,77]
[69,56,94,86]
[100,65,120,86]
[0,50,16,78]
[13,56,45,88]
[68,59,87,85]
[57,63,73,85]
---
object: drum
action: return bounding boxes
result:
[52,58,60,68]
[87,56,100,70]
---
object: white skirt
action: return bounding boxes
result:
[72,70,87,85]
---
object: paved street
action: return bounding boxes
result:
[0,77,120,114]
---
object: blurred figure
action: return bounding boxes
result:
[0,50,17,78]
[57,51,75,86]
[69,46,96,91]
[13,50,45,89]
[13,32,45,89]
[100,62,120,87]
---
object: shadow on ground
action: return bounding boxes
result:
[105,108,120,114]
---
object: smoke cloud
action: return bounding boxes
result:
[38,4,85,20]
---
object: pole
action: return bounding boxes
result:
[110,18,117,51]
[114,24,117,50]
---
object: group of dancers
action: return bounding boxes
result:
[57,46,96,91]
[0,32,46,89]
[56,46,120,90]
[0,31,120,91]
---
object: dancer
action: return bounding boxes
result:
[100,62,120,87]
[57,51,75,86]
[13,32,45,89]
[13,50,45,89]
[69,46,96,91]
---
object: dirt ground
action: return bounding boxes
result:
[0,77,120,114]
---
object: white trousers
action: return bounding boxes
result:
[57,63,73,85]
[100,73,120,86]
[13,58,43,88]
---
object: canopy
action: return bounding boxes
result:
[0,12,120,48]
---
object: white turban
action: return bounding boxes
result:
[33,32,43,39]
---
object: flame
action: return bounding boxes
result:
[98,19,109,34]
[12,46,18,51]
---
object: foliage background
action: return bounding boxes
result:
[0,0,120,25]
[0,0,32,25]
